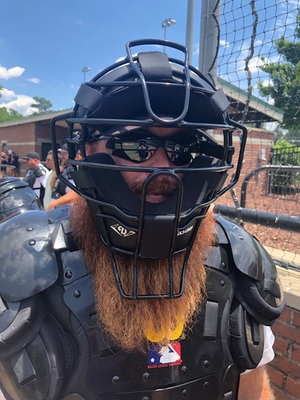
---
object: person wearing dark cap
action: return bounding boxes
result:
[23,151,49,206]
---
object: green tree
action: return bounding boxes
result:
[0,86,23,122]
[258,11,300,131]
[0,107,23,122]
[30,96,53,115]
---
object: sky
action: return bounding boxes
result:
[0,0,203,116]
[1,0,299,117]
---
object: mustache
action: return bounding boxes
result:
[127,176,178,197]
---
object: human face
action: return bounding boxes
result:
[25,157,38,169]
[46,154,54,170]
[86,127,189,203]
[60,151,68,164]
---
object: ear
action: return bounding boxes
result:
[85,142,92,156]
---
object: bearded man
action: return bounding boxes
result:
[0,39,284,400]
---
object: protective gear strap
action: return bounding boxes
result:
[229,299,265,370]
[139,215,175,258]
[74,83,103,114]
[138,51,173,80]
[210,89,230,114]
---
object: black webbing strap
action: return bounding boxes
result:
[138,51,173,81]
[74,84,103,111]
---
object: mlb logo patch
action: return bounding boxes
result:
[147,343,182,369]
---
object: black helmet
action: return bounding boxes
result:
[51,39,247,299]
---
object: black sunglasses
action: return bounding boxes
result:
[102,130,201,166]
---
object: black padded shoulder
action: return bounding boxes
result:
[34,164,47,178]
[216,215,263,280]
[0,210,58,302]
[204,215,285,370]
[216,215,285,325]
[0,177,40,222]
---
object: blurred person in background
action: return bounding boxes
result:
[44,150,57,209]
[23,151,49,207]
[1,151,7,177]
[46,144,75,210]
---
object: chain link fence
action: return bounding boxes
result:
[204,0,300,270]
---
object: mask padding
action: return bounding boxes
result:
[77,153,226,216]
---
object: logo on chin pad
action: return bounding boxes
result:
[110,224,136,238]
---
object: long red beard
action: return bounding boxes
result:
[70,195,216,352]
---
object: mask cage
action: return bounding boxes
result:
[50,39,248,299]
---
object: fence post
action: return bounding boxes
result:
[185,0,195,65]
[198,0,221,86]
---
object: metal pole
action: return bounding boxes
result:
[186,0,195,64]
[199,0,221,85]
[213,204,300,234]
[82,67,91,83]
[162,19,176,53]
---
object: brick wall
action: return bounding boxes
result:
[0,118,68,176]
[214,126,274,206]
[266,305,300,399]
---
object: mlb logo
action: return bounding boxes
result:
[147,342,182,369]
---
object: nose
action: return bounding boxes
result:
[149,147,173,168]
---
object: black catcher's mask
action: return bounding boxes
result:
[51,39,247,299]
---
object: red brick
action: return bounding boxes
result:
[266,365,285,387]
[290,344,300,364]
[272,320,300,344]
[285,376,300,398]
[294,310,300,328]
[271,385,298,400]
[270,356,300,380]
[273,336,289,355]
[278,307,292,323]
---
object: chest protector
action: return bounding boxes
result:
[0,208,285,400]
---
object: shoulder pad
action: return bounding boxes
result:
[47,206,79,252]
[0,210,58,302]
[0,177,28,195]
[216,215,263,280]
[235,241,286,325]
[216,215,285,325]
[0,177,40,222]
[34,165,47,178]
[47,205,71,224]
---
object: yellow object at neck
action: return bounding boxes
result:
[144,320,184,343]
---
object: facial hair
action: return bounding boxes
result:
[71,195,216,352]
[127,175,178,198]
